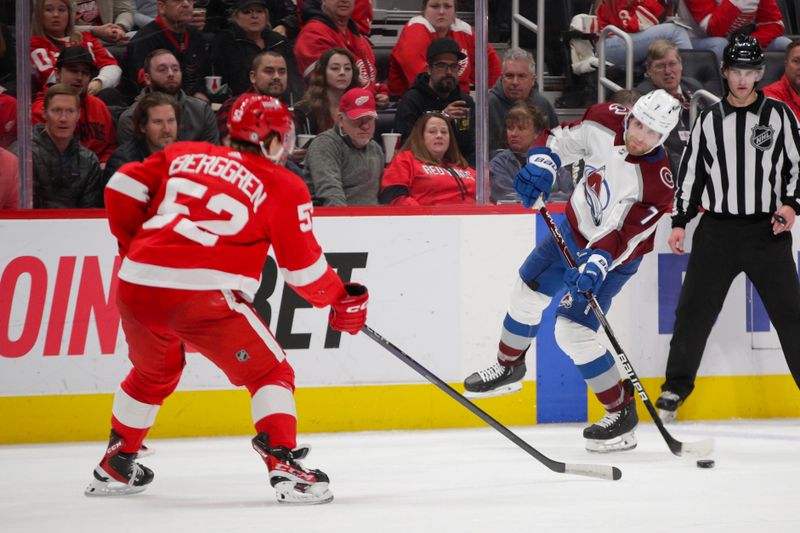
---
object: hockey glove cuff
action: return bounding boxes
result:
[329,283,369,335]
[514,147,562,208]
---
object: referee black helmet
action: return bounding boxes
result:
[722,34,765,70]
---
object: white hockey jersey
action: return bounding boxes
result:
[545,102,675,268]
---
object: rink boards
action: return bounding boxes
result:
[1,206,799,444]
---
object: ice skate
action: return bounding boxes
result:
[584,399,638,453]
[137,443,155,458]
[84,430,154,497]
[655,391,683,423]
[463,361,526,399]
[252,433,333,505]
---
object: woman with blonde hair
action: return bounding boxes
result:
[30,0,121,93]
[380,111,476,206]
[293,47,359,135]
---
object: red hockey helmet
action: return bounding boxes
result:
[227,94,295,162]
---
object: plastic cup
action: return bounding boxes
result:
[205,75,222,95]
[382,133,402,163]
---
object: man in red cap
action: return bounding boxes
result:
[304,87,384,206]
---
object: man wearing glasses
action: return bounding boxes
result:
[635,39,705,173]
[394,37,476,165]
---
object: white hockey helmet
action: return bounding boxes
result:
[630,89,681,146]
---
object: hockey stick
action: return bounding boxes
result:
[362,324,622,481]
[533,197,714,457]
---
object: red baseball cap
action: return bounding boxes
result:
[339,88,377,120]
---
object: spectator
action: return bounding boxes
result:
[30,0,122,94]
[764,40,800,120]
[74,0,135,44]
[395,38,476,165]
[294,0,388,105]
[26,84,102,208]
[488,48,558,153]
[294,47,359,135]
[299,0,372,36]
[635,39,703,172]
[380,111,475,206]
[608,88,642,108]
[0,22,16,96]
[0,146,19,209]
[677,0,791,60]
[104,92,179,181]
[122,0,209,100]
[217,51,291,142]
[489,104,551,203]
[32,46,117,165]
[117,49,219,144]
[209,0,302,101]
[0,93,16,148]
[596,0,692,67]
[388,0,501,97]
[201,0,301,36]
[304,88,384,206]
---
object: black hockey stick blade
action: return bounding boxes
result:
[362,324,622,481]
[532,197,715,458]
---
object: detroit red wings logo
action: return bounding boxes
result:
[582,165,609,226]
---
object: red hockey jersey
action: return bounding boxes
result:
[677,0,786,46]
[380,150,476,206]
[30,33,120,89]
[543,103,675,267]
[32,91,116,164]
[388,16,501,97]
[596,0,666,33]
[294,19,379,94]
[105,142,346,306]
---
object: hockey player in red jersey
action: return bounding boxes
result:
[85,94,369,505]
[463,90,681,453]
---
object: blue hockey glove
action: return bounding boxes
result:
[563,248,612,296]
[513,147,562,208]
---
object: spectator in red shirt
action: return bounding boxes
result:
[293,47,359,135]
[0,146,19,209]
[294,0,388,106]
[764,40,800,120]
[298,0,373,36]
[31,46,117,165]
[30,0,122,93]
[0,94,16,148]
[677,0,791,60]
[388,0,501,97]
[380,111,476,206]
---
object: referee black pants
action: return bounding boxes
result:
[663,214,800,399]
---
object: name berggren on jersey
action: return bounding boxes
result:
[168,153,268,212]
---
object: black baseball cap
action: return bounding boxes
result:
[426,38,467,64]
[56,46,99,76]
[234,0,268,9]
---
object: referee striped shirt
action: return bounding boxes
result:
[672,92,800,228]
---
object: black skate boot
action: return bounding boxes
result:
[655,391,683,423]
[583,382,638,453]
[85,430,154,497]
[463,361,526,399]
[252,433,333,505]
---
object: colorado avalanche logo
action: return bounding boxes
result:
[558,292,574,309]
[750,125,774,151]
[660,166,674,189]
[582,165,610,226]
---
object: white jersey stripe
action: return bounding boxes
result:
[251,384,296,424]
[280,254,328,287]
[106,172,150,203]
[119,258,261,301]
[222,290,285,363]
[112,387,160,429]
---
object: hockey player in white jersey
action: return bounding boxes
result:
[464,90,680,452]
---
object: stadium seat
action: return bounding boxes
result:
[373,45,392,85]
[679,49,724,97]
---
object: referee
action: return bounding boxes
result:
[656,34,800,421]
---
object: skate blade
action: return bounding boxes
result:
[657,409,677,424]
[585,430,637,453]
[463,382,522,399]
[274,481,333,505]
[84,477,149,497]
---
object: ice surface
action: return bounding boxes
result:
[1,420,799,533]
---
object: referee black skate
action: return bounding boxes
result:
[658,34,800,422]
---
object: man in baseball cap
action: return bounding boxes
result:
[303,87,384,206]
[31,46,117,164]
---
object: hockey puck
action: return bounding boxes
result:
[696,459,715,469]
